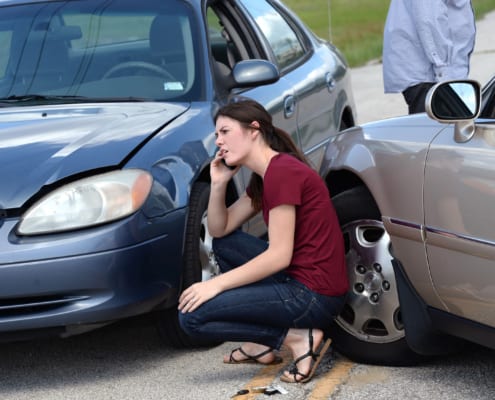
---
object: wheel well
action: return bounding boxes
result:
[325,169,365,198]
[196,166,210,184]
[340,105,355,130]
[196,164,238,205]
[325,171,384,224]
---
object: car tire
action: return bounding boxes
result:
[157,181,221,348]
[330,186,423,365]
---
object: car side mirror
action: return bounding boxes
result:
[232,60,279,88]
[426,80,481,121]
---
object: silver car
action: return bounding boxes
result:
[322,79,495,365]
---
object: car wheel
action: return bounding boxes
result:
[181,181,220,288]
[157,181,221,347]
[330,186,422,365]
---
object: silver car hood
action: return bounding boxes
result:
[0,102,188,209]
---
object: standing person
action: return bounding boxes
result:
[178,99,349,384]
[382,0,476,114]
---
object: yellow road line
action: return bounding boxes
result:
[233,348,354,400]
[308,358,355,400]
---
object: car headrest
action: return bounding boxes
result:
[149,15,184,57]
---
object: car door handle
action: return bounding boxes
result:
[326,73,336,93]
[284,95,296,118]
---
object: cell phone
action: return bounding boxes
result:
[222,157,237,170]
[217,148,237,170]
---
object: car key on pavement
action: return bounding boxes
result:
[231,389,249,398]
[231,385,288,397]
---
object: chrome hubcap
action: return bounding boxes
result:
[335,219,404,343]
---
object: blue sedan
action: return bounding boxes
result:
[0,0,355,345]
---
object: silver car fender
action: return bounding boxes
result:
[322,119,449,310]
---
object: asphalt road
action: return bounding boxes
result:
[1,315,494,400]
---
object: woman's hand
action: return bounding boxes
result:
[178,280,221,313]
[210,150,240,184]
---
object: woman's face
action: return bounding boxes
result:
[215,115,253,166]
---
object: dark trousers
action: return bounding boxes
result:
[402,82,435,114]
[178,230,346,349]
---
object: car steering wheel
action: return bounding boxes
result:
[102,61,176,80]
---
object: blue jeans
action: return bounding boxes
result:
[178,230,346,349]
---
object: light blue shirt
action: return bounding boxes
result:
[382,0,476,93]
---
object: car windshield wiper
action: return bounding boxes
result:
[1,94,87,103]
[84,97,149,103]
[0,94,149,105]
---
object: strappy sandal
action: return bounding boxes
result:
[224,347,283,365]
[280,329,332,383]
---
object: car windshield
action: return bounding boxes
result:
[0,0,202,104]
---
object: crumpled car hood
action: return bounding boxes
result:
[0,102,188,209]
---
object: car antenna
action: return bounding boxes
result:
[327,0,332,42]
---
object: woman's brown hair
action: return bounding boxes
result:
[214,99,310,211]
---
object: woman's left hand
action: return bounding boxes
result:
[178,280,220,313]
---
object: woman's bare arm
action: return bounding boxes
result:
[179,204,295,312]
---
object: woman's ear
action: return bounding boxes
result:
[250,121,260,130]
[249,121,261,139]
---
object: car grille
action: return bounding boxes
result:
[0,295,90,318]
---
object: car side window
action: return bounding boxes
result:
[207,7,241,69]
[239,0,305,71]
[480,79,495,118]
[0,30,13,79]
